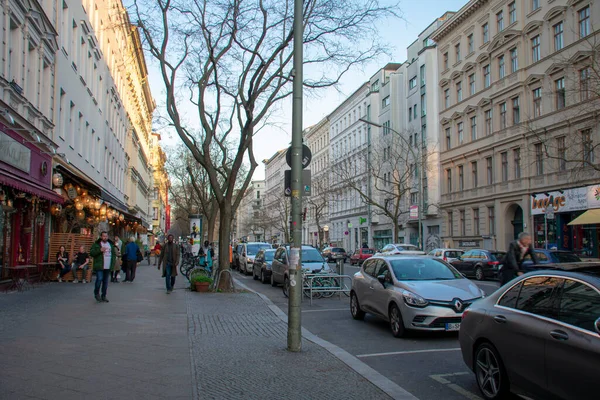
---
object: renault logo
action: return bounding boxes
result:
[453,299,463,312]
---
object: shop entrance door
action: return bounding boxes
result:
[512,206,524,240]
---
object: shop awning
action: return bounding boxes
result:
[568,209,600,225]
[100,189,128,214]
[0,171,64,204]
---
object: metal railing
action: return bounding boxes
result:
[302,273,352,305]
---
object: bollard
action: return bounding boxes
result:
[336,258,344,276]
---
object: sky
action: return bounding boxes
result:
[145,0,468,181]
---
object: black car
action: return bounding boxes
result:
[322,247,347,263]
[450,249,506,281]
[252,249,276,284]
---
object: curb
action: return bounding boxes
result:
[233,278,419,400]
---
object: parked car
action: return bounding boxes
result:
[321,247,347,263]
[271,245,330,291]
[252,249,276,284]
[236,242,272,275]
[459,263,600,400]
[428,248,465,263]
[350,255,485,338]
[349,248,375,265]
[450,249,506,281]
[521,249,581,271]
[376,243,426,256]
[233,244,244,270]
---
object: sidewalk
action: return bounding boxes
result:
[0,261,392,400]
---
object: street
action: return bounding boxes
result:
[235,261,511,400]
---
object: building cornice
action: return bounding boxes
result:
[431,0,490,43]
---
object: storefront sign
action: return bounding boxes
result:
[459,241,479,247]
[587,185,600,209]
[531,187,588,215]
[0,131,31,173]
[409,205,419,220]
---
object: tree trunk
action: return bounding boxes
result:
[393,221,400,244]
[217,201,233,291]
[206,212,217,243]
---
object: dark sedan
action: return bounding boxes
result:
[459,263,600,400]
[450,249,505,281]
[252,249,276,284]
[521,249,581,271]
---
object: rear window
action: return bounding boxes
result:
[263,251,275,261]
[554,252,581,263]
[247,244,272,255]
[490,252,506,261]
[333,248,346,252]
[445,251,463,258]
[362,249,374,254]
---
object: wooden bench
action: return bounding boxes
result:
[48,233,95,282]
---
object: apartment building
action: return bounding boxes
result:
[149,132,169,243]
[432,0,600,254]
[235,180,266,242]
[263,149,288,243]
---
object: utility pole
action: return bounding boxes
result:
[418,134,424,250]
[288,0,304,352]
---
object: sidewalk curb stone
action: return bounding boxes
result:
[233,278,420,400]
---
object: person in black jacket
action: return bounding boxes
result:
[500,232,538,285]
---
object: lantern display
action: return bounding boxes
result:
[94,198,102,210]
[76,210,85,220]
[75,201,84,211]
[119,213,124,222]
[52,173,63,187]
[100,204,107,215]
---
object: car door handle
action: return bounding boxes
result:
[369,286,375,290]
[550,330,569,341]
[493,315,507,324]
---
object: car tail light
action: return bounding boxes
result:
[462,309,470,320]
[487,261,499,266]
[443,256,447,262]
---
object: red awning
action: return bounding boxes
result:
[0,171,64,204]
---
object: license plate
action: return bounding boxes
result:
[445,322,460,331]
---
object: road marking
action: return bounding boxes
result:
[356,348,461,358]
[302,308,348,313]
[430,373,482,400]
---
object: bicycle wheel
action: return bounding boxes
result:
[303,278,323,299]
[316,277,337,298]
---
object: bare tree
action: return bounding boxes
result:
[131,0,398,286]
[305,169,331,249]
[263,192,292,244]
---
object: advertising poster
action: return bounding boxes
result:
[189,214,203,254]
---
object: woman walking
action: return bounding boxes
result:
[111,235,123,283]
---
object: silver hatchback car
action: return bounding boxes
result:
[350,255,485,337]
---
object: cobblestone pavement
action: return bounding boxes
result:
[0,261,391,400]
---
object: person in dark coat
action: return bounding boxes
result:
[500,232,538,285]
[122,237,140,283]
[157,234,180,294]
[56,245,70,282]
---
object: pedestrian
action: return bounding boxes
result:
[111,235,123,283]
[153,241,162,266]
[89,231,117,302]
[500,232,538,286]
[157,234,180,294]
[71,245,90,283]
[56,245,71,282]
[198,240,214,271]
[122,237,141,282]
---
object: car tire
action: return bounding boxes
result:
[475,266,484,281]
[389,303,406,338]
[252,266,258,280]
[283,276,290,298]
[350,291,365,320]
[474,343,509,400]
[271,274,278,287]
[261,270,268,284]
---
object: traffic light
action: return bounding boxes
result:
[303,207,307,221]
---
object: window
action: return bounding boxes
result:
[531,35,540,63]
[457,122,464,144]
[414,105,418,120]
[446,169,452,193]
[555,78,565,110]
[514,148,521,179]
[501,152,508,182]
[473,208,480,235]
[469,73,476,95]
[509,2,516,24]
[456,81,463,102]
[409,76,417,89]
[459,210,466,236]
[533,88,542,117]
[482,23,489,43]
[420,64,426,86]
[470,116,477,141]
[499,102,507,129]
[488,206,495,234]
[532,0,540,11]
[558,279,600,332]
[468,34,474,53]
[512,97,520,124]
[444,89,450,108]
[443,52,449,70]
[516,277,562,318]
[582,129,594,164]
[422,124,427,147]
[498,55,505,79]
[382,120,391,135]
[510,48,518,73]
[557,136,566,171]
[448,211,454,236]
[458,165,464,190]
[498,281,522,308]
[497,11,504,32]
[554,22,564,51]
[486,156,493,185]
[455,43,461,63]
[382,96,390,108]
[471,161,478,188]
[580,67,591,101]
[409,107,412,121]
[485,109,492,135]
[483,64,490,88]
[579,6,590,38]
[371,79,380,92]
[421,94,426,116]
[152,207,159,220]
[535,143,544,175]
[445,128,452,150]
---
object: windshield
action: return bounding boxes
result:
[395,244,419,251]
[490,252,506,261]
[554,252,581,263]
[263,251,275,261]
[301,249,325,263]
[390,258,462,281]
[445,251,463,258]
[362,249,374,254]
[247,244,271,255]
[333,248,345,253]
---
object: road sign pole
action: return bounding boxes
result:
[288,0,304,353]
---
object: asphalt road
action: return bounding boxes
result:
[235,262,519,400]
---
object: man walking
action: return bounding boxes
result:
[500,232,538,286]
[89,231,117,302]
[122,237,140,283]
[158,234,180,294]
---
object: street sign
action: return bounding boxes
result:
[284,169,311,197]
[286,145,312,169]
[546,206,555,220]
[348,223,353,228]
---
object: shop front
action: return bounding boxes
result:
[531,185,600,258]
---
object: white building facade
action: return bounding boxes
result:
[263,149,288,243]
[236,180,266,242]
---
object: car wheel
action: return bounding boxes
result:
[350,291,365,320]
[283,276,290,298]
[252,266,258,280]
[271,273,278,287]
[475,266,484,281]
[389,304,406,338]
[474,343,509,400]
[260,270,268,284]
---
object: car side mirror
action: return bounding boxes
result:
[377,275,387,286]
[595,317,600,335]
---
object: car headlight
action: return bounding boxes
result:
[401,289,429,307]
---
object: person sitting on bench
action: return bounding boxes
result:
[72,245,90,283]
[56,246,70,282]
